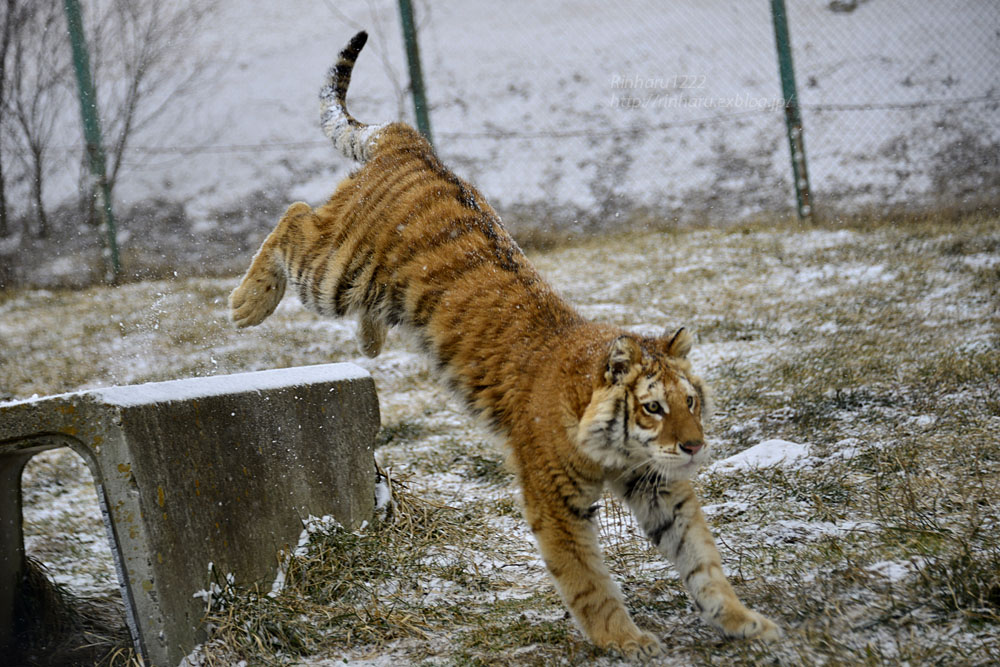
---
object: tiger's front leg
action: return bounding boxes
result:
[522,472,661,659]
[613,475,780,641]
[520,476,662,660]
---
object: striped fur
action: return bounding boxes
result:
[229,31,778,658]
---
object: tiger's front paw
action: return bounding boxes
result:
[714,604,781,642]
[599,629,662,661]
[229,267,285,328]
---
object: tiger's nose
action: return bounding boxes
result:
[679,440,704,455]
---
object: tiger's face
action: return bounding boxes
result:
[578,330,711,481]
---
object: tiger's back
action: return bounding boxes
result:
[231,117,589,430]
[229,30,779,659]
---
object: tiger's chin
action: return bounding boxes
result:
[636,445,711,483]
[577,441,708,483]
[605,453,706,491]
[663,455,704,479]
[649,455,704,481]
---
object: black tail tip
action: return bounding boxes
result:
[344,30,368,55]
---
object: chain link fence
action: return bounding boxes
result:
[1,0,997,285]
[408,0,999,234]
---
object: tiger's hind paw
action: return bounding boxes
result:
[356,312,387,357]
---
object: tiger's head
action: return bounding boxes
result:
[578,329,712,481]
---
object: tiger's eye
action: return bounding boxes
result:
[643,402,663,415]
[686,396,695,410]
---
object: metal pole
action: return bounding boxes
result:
[771,0,813,220]
[63,0,120,281]
[397,0,433,146]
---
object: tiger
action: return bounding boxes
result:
[228,30,779,659]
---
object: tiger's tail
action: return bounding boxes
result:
[320,30,383,162]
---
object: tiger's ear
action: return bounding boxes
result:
[663,327,693,359]
[604,335,640,384]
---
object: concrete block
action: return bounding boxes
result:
[0,363,380,666]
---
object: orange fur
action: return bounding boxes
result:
[229,31,779,658]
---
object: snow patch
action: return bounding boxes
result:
[867,559,919,582]
[192,561,235,611]
[2,363,371,408]
[375,476,393,512]
[708,439,811,473]
[701,500,751,517]
[761,519,877,546]
[93,363,370,407]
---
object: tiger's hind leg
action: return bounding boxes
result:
[229,201,313,328]
[356,311,387,357]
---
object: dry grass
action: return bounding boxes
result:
[3,210,998,665]
[9,559,139,667]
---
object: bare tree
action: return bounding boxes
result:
[0,0,18,236]
[4,0,71,238]
[0,0,218,239]
[79,0,219,225]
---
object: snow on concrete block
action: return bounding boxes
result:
[0,363,379,666]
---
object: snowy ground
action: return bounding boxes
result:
[2,0,998,287]
[5,213,999,664]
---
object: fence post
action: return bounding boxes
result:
[63,0,121,282]
[397,0,433,146]
[771,0,813,220]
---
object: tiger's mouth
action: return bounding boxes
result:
[678,442,710,469]
[647,448,706,478]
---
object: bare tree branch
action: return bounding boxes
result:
[5,0,72,238]
[0,0,19,236]
[79,0,220,225]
